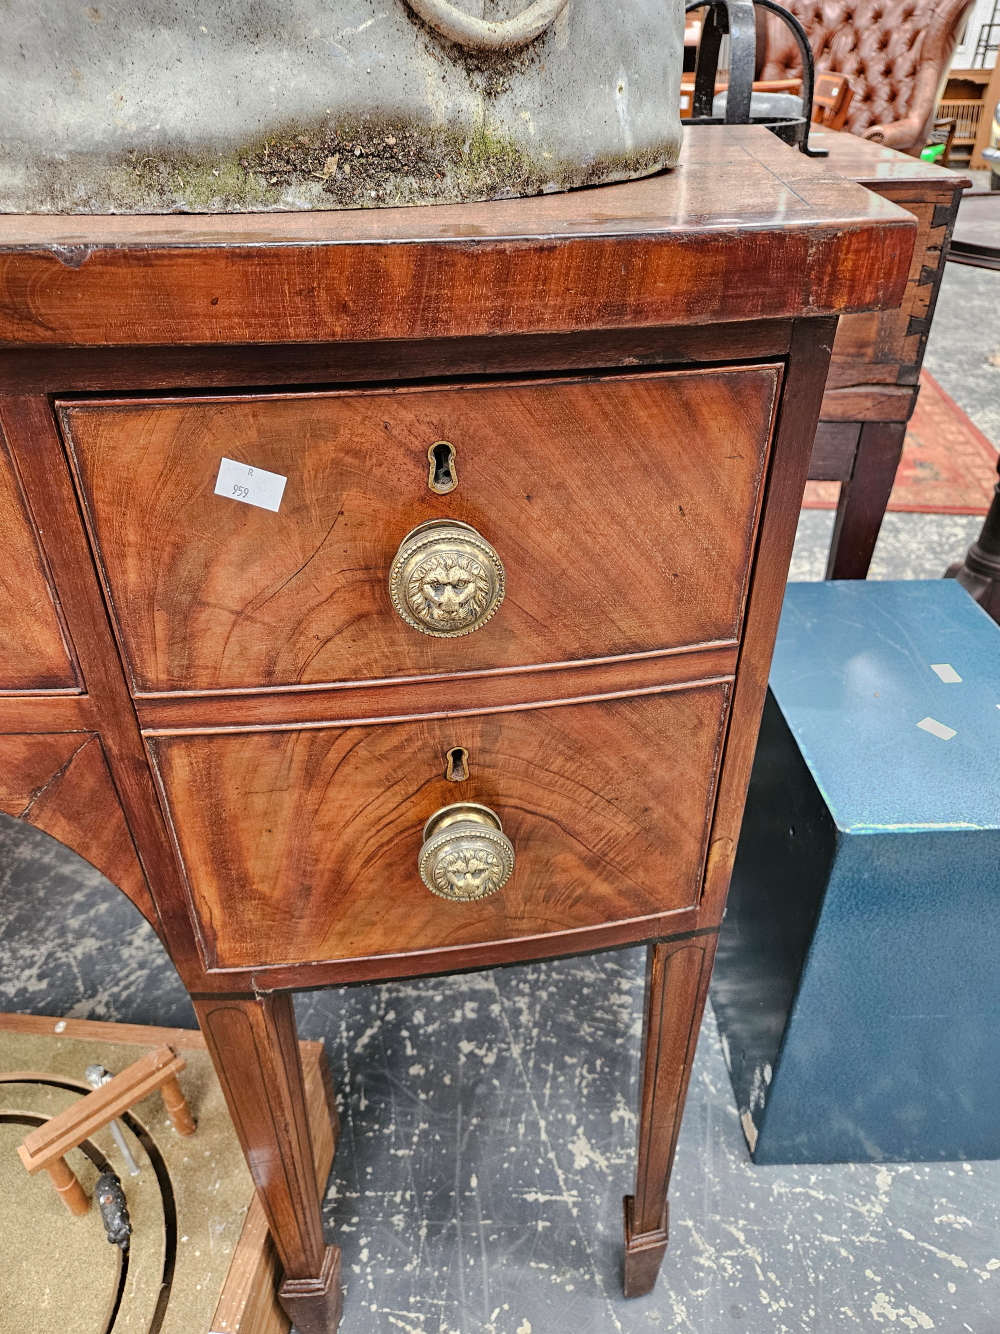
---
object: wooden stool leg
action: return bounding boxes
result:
[193,993,342,1334]
[45,1155,90,1216]
[623,936,717,1298]
[160,1072,197,1136]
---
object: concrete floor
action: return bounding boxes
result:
[1,260,999,1333]
[922,260,1000,449]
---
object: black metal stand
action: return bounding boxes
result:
[685,0,828,157]
[946,458,1000,623]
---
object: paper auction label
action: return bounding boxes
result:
[214,458,287,513]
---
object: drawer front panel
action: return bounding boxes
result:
[0,438,77,691]
[61,368,779,693]
[149,683,729,969]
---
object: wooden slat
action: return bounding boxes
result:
[820,383,917,422]
[0,694,93,731]
[808,421,861,482]
[19,1043,185,1169]
[0,1009,325,1061]
[0,322,795,396]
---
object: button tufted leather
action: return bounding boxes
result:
[758,0,975,151]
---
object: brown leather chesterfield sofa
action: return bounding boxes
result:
[759,0,975,152]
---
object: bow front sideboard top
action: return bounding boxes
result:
[0,128,914,1332]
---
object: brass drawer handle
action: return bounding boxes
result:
[389,520,505,637]
[419,803,515,901]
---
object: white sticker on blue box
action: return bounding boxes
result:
[930,663,962,683]
[214,457,287,512]
[917,716,957,741]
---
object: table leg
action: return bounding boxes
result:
[193,993,342,1334]
[825,420,907,580]
[623,935,717,1298]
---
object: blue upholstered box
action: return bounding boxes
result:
[711,580,1000,1164]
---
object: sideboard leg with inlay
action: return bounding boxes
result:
[624,934,718,1297]
[192,993,342,1333]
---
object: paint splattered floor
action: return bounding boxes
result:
[297,960,1000,1333]
[4,848,1000,1333]
[2,262,999,1332]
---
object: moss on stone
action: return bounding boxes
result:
[10,113,679,215]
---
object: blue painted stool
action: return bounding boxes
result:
[711,580,1000,1164]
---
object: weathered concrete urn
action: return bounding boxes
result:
[1,1,684,214]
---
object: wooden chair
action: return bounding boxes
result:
[759,0,976,152]
[812,72,855,130]
[925,116,958,166]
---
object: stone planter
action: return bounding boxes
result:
[1,0,683,213]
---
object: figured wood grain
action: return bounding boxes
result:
[0,140,909,1320]
[150,685,729,971]
[0,395,207,985]
[136,644,738,736]
[61,368,779,694]
[0,731,159,929]
[0,431,78,691]
[0,129,915,348]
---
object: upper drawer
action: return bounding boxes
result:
[0,436,78,692]
[59,367,780,694]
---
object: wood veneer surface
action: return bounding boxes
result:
[0,435,78,691]
[0,128,915,346]
[60,368,780,694]
[149,685,729,969]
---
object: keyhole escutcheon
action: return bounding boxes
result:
[445,747,469,781]
[428,441,458,494]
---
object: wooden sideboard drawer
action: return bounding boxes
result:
[0,439,78,692]
[147,680,730,969]
[59,366,781,695]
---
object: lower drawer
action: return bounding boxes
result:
[148,682,730,970]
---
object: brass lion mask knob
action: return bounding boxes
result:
[418,803,515,902]
[389,520,505,637]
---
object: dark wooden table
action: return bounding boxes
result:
[949,191,1000,270]
[805,128,970,579]
[0,127,913,1332]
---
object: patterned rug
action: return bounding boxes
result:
[803,371,998,514]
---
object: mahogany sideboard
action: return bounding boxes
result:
[806,127,970,579]
[0,126,913,1331]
